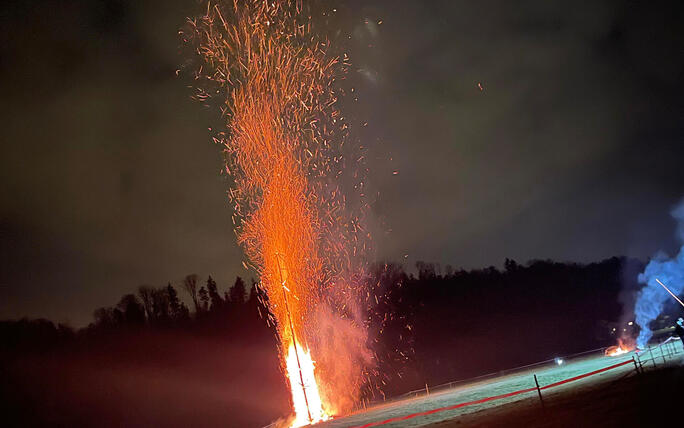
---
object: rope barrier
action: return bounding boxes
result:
[259,341,681,428]
[350,358,634,428]
[539,360,632,390]
[352,387,539,428]
[399,345,609,398]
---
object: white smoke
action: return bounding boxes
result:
[634,198,684,348]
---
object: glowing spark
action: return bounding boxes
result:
[186,0,372,422]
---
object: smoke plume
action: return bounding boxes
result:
[634,198,684,348]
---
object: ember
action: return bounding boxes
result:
[184,0,370,424]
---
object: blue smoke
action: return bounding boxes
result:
[635,200,684,348]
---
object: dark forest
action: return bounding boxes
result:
[4,256,675,427]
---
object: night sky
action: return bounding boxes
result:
[2,0,684,326]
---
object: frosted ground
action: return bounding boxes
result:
[319,340,683,428]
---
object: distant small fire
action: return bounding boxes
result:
[605,338,633,357]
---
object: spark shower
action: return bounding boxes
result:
[183,1,372,425]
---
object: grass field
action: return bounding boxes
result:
[319,340,683,428]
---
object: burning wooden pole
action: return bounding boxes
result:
[276,253,313,424]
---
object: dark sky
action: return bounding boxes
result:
[2,0,684,326]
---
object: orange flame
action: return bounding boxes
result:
[286,341,331,427]
[185,0,370,422]
[605,338,633,357]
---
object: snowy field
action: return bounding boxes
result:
[319,340,683,428]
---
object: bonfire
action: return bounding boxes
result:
[605,338,634,357]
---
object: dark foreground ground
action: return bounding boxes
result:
[431,363,684,428]
[3,323,681,428]
[0,329,290,428]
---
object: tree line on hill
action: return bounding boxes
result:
[89,274,258,330]
[4,256,674,403]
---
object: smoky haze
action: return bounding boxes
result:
[634,199,684,347]
[2,0,684,326]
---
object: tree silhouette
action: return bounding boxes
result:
[229,276,247,305]
[247,279,258,307]
[206,276,223,312]
[116,294,145,325]
[151,287,170,322]
[137,285,155,321]
[166,283,182,319]
[182,274,200,313]
[93,307,115,329]
[504,258,520,272]
[198,286,209,312]
[178,302,190,320]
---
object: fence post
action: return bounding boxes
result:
[632,356,640,374]
[533,374,544,409]
[425,383,430,397]
[648,346,656,368]
[637,352,643,371]
[661,343,667,364]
